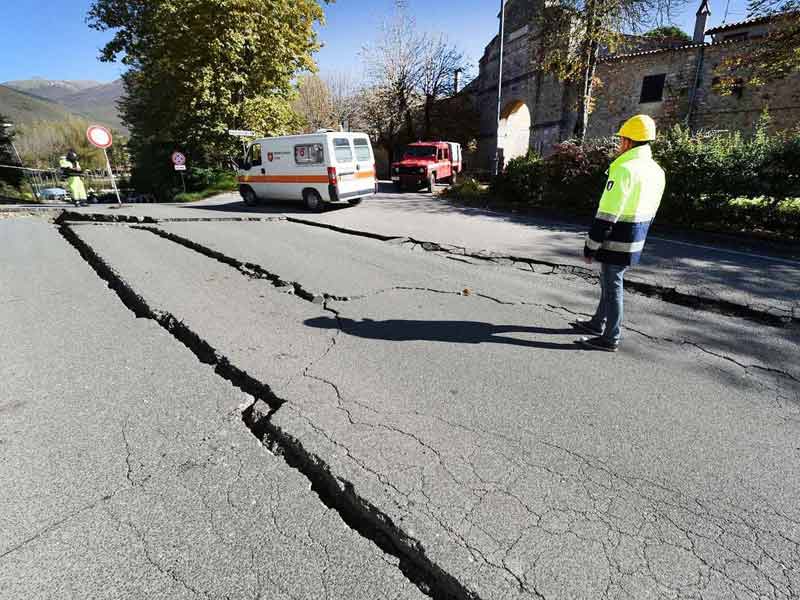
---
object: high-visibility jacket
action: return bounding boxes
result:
[584,144,665,266]
[60,158,88,201]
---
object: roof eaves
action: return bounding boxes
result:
[599,42,706,62]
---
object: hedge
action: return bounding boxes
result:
[491,121,800,238]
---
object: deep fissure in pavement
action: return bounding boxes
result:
[140,223,799,390]
[58,223,482,600]
[286,217,798,328]
[62,210,796,325]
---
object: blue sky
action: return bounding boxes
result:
[0,0,751,84]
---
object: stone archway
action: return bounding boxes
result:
[497,100,532,162]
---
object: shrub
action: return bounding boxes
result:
[441,177,488,202]
[492,140,614,213]
[173,168,237,202]
[540,139,615,212]
[489,121,800,237]
[492,152,544,202]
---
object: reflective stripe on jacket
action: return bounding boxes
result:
[584,145,665,266]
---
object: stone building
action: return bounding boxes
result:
[472,0,800,166]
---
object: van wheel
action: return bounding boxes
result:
[348,198,363,206]
[450,171,459,185]
[242,187,258,207]
[304,189,324,212]
[427,174,436,193]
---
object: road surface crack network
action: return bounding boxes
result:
[130,223,800,406]
[59,222,482,600]
[285,217,798,328]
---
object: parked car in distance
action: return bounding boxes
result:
[237,131,377,211]
[39,188,68,202]
[391,141,462,192]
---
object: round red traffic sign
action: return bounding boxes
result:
[171,152,186,166]
[87,125,113,149]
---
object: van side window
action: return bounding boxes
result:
[353,138,372,162]
[334,138,354,163]
[295,143,324,165]
[248,144,262,167]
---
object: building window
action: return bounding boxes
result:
[640,74,667,103]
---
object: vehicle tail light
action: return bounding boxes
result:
[327,167,338,186]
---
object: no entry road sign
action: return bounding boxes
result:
[86,125,121,205]
[86,125,113,149]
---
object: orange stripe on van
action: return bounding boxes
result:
[238,175,329,184]
[355,170,375,179]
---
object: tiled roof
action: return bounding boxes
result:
[599,42,706,62]
[705,15,775,34]
[705,11,798,34]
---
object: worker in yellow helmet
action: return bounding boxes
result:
[60,149,88,207]
[573,115,666,352]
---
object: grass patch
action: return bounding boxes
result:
[173,171,237,203]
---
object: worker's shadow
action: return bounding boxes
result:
[305,317,582,350]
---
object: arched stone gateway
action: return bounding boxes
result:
[497,100,531,162]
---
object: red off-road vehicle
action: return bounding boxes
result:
[391,141,463,193]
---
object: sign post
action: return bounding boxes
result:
[86,125,121,205]
[171,152,187,194]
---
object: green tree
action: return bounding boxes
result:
[88,0,327,196]
[644,25,692,40]
[0,118,24,189]
[716,0,800,92]
[537,0,685,141]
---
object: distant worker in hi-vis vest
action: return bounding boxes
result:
[573,115,665,352]
[60,149,88,207]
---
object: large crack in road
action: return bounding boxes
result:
[60,210,798,327]
[137,222,799,395]
[56,220,800,599]
[59,222,480,600]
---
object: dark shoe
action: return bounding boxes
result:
[577,336,619,352]
[571,320,603,337]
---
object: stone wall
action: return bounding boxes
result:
[469,0,799,167]
[589,41,800,139]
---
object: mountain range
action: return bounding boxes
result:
[0,78,125,133]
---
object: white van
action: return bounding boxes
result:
[238,131,377,211]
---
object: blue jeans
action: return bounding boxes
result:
[589,263,627,344]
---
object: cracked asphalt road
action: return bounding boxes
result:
[27,216,797,599]
[0,219,426,600]
[66,190,800,321]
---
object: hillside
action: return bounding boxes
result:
[0,84,75,124]
[58,80,125,131]
[1,79,125,132]
[3,78,102,103]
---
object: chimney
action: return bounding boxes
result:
[454,68,463,94]
[694,0,711,43]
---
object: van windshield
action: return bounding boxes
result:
[404,146,437,158]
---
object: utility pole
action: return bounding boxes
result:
[493,0,506,177]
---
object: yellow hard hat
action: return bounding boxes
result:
[617,115,657,142]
